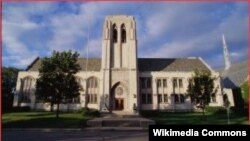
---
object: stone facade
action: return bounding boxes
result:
[13,15,233,114]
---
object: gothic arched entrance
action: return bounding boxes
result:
[110,82,127,111]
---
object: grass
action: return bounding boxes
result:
[2,107,248,128]
[141,108,248,125]
[2,111,93,128]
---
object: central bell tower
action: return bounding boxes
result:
[101,15,138,114]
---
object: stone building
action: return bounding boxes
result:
[13,15,231,114]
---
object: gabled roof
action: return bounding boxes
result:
[26,57,210,72]
[220,60,248,88]
[138,58,210,72]
[26,58,101,71]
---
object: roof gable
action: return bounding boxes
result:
[138,58,210,72]
[27,57,210,72]
[27,58,101,71]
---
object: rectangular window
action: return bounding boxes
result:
[173,78,177,88]
[94,94,97,103]
[147,94,152,104]
[180,94,185,103]
[158,94,162,103]
[157,79,161,88]
[147,78,152,88]
[88,94,97,104]
[179,79,183,88]
[174,94,179,103]
[72,97,80,103]
[91,94,93,103]
[140,78,146,89]
[163,94,168,103]
[141,94,146,104]
[163,79,167,87]
[140,77,152,89]
[86,94,90,103]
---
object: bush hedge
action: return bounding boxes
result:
[80,108,100,117]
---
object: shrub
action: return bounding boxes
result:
[205,107,226,114]
[11,106,31,112]
[80,108,100,117]
[231,107,248,116]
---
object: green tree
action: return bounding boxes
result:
[187,69,218,116]
[36,50,81,118]
[240,81,249,107]
[2,67,20,112]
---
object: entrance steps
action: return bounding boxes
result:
[87,113,155,128]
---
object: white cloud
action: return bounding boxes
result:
[139,3,248,68]
[2,3,55,68]
[3,2,248,69]
[47,13,87,51]
[47,2,129,54]
[81,38,102,58]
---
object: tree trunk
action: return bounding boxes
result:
[202,108,205,116]
[56,101,59,118]
[202,102,206,120]
[50,102,53,112]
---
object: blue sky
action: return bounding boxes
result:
[2,2,248,69]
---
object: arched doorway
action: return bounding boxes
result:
[110,82,127,111]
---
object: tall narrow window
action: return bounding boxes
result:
[121,24,126,43]
[141,93,146,104]
[147,93,152,104]
[179,79,183,88]
[174,94,179,103]
[87,77,98,104]
[146,78,152,88]
[158,94,162,103]
[163,94,168,103]
[112,24,117,43]
[157,79,161,88]
[20,76,35,103]
[163,79,167,87]
[173,78,177,88]
[140,77,152,89]
[140,78,146,89]
[180,94,185,103]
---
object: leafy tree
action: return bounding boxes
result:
[240,81,249,107]
[36,50,81,118]
[187,69,218,116]
[2,67,20,112]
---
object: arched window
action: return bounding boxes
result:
[112,24,117,43]
[20,76,35,103]
[121,24,126,43]
[87,77,98,104]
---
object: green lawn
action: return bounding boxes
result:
[141,109,248,125]
[2,108,248,128]
[2,112,92,128]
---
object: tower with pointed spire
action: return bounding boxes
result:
[222,34,231,70]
